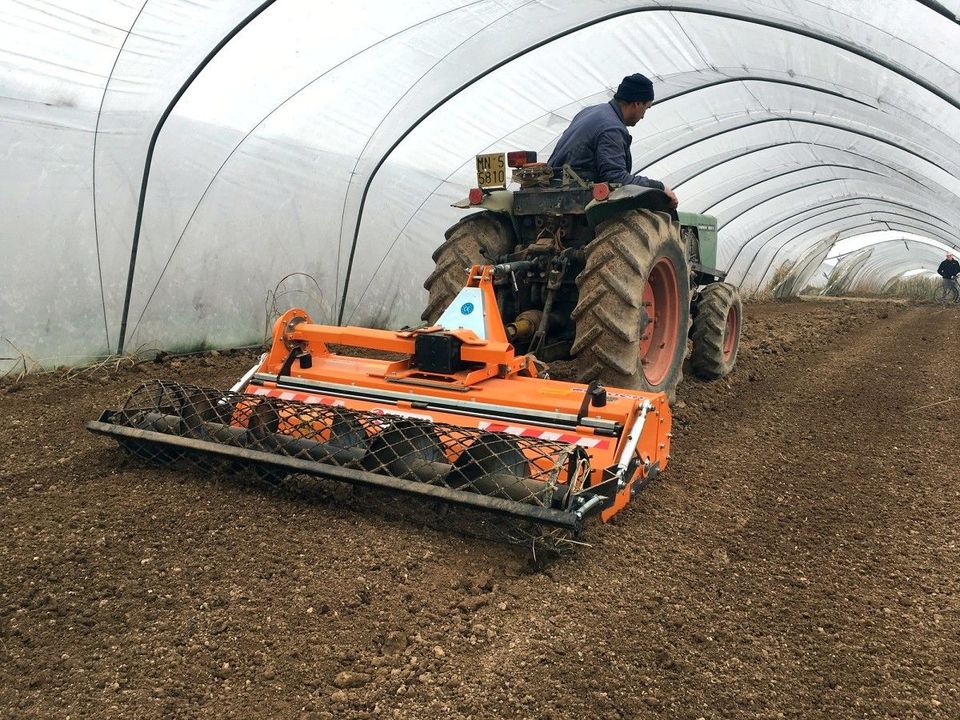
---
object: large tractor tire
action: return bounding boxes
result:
[422,212,514,323]
[572,210,691,401]
[690,282,742,380]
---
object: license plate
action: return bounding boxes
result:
[476,153,506,188]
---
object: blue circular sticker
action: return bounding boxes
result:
[460,302,475,315]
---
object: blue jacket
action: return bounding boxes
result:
[547,99,664,189]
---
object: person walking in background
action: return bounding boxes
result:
[936,252,960,303]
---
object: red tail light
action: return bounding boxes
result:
[506,150,537,168]
[592,182,610,201]
[468,187,484,204]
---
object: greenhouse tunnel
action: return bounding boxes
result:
[2,0,959,374]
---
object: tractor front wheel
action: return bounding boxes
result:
[572,210,691,401]
[690,282,742,380]
[422,212,515,323]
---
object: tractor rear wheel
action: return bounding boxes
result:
[572,210,691,401]
[422,212,514,323]
[690,282,742,380]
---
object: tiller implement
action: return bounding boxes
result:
[88,265,671,554]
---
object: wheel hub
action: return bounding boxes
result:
[722,305,739,361]
[638,257,681,386]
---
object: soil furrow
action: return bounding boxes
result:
[1,300,958,719]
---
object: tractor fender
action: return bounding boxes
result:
[451,184,676,225]
[585,185,676,228]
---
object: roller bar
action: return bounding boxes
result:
[87,413,597,532]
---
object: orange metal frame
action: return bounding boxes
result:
[250,265,672,521]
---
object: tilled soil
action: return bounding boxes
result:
[1,299,958,719]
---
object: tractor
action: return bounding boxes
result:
[422,151,743,400]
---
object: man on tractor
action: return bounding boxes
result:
[548,73,679,209]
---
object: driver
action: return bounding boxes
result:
[548,73,679,209]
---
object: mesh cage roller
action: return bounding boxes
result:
[88,381,594,556]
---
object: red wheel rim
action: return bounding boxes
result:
[638,257,680,386]
[722,304,739,361]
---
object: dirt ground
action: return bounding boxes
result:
[2,298,958,719]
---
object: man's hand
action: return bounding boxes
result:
[663,186,679,209]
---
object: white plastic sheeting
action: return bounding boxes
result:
[770,233,839,299]
[2,0,959,371]
[1,0,271,368]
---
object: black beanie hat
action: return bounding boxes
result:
[614,73,655,103]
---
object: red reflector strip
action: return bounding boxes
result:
[478,421,609,449]
[247,389,424,421]
[468,187,484,204]
[248,387,341,406]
